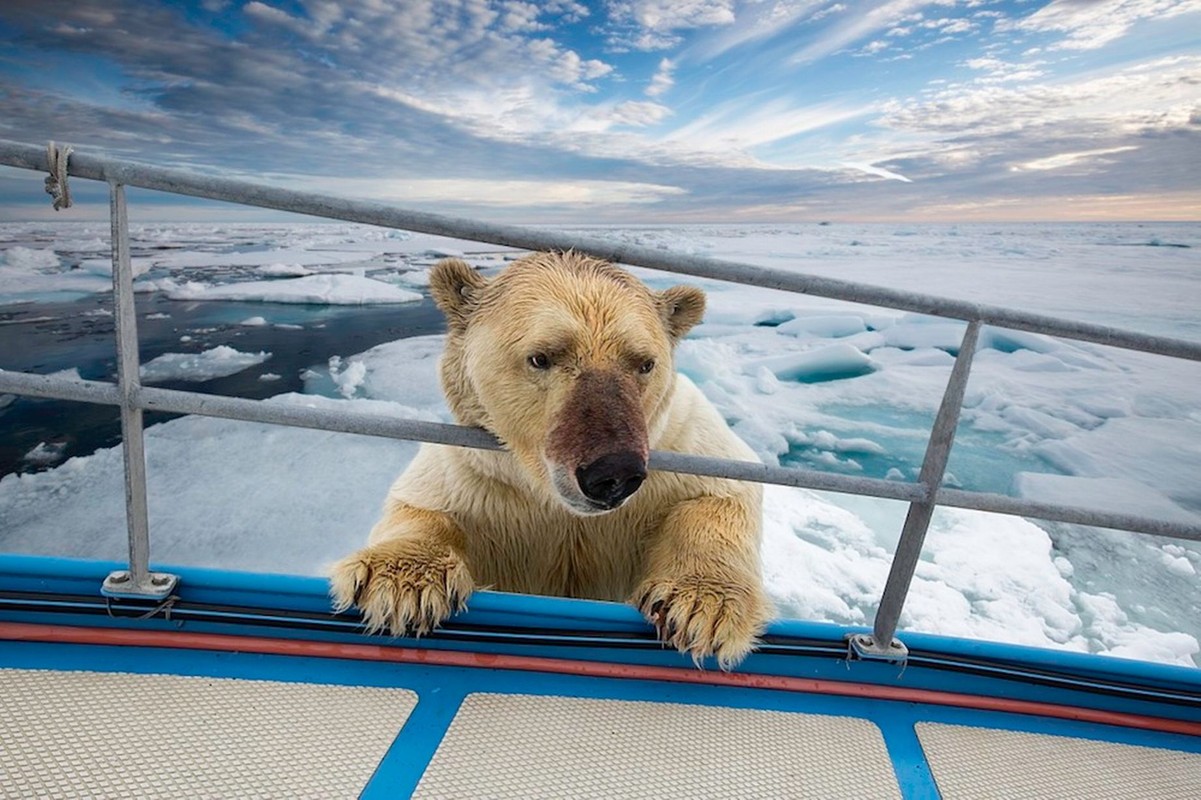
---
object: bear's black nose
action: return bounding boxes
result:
[576,452,647,508]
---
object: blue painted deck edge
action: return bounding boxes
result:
[2,552,1199,698]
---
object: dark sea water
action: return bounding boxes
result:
[0,291,444,478]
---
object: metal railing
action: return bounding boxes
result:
[2,139,1200,658]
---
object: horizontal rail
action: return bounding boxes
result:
[4,370,1198,543]
[2,139,1199,362]
[0,371,121,406]
[0,370,915,502]
[935,489,1201,543]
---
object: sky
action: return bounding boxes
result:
[1,0,1199,223]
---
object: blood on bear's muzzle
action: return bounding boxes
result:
[546,369,650,514]
[576,451,647,509]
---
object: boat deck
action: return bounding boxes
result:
[3,627,1200,799]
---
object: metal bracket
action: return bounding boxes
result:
[847,633,909,663]
[101,569,180,599]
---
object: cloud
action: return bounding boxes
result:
[0,0,626,170]
[923,17,976,36]
[857,40,890,56]
[497,1,553,32]
[646,58,676,97]
[841,162,912,182]
[663,96,875,165]
[527,39,614,90]
[794,51,1201,215]
[543,0,591,22]
[790,0,930,64]
[1008,0,1201,51]
[880,56,1201,138]
[810,4,849,23]
[610,0,736,30]
[297,176,688,206]
[604,0,736,50]
[962,57,1047,84]
[242,2,307,33]
[685,0,829,60]
[609,100,674,126]
[1012,146,1141,172]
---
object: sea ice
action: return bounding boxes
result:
[21,441,68,467]
[1,246,59,270]
[879,318,967,352]
[139,346,272,383]
[162,274,423,305]
[328,356,369,399]
[750,343,877,383]
[78,257,154,277]
[397,268,433,287]
[0,245,112,303]
[1014,473,1199,524]
[776,315,867,339]
[256,263,313,277]
[153,248,369,269]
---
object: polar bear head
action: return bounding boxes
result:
[430,251,705,515]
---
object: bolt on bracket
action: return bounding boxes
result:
[101,569,180,599]
[847,633,909,663]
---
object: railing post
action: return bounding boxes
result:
[100,181,178,599]
[851,320,982,660]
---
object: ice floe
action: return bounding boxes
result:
[139,346,272,383]
[160,274,423,304]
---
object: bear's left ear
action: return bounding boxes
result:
[657,285,706,341]
[430,258,488,330]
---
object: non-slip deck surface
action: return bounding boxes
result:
[917,722,1201,800]
[0,668,417,799]
[414,692,902,799]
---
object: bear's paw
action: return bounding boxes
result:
[329,539,474,637]
[634,574,770,671]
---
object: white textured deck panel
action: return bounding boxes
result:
[0,668,416,799]
[414,692,900,799]
[917,722,1201,800]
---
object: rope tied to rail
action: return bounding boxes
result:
[43,141,73,210]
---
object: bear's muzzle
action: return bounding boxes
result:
[546,369,650,514]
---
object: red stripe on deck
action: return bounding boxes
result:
[2,620,1199,738]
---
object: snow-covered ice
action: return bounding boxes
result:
[152,247,367,269]
[139,346,272,383]
[160,274,423,305]
[1,220,1199,667]
[0,245,112,302]
[21,441,68,467]
[256,263,313,277]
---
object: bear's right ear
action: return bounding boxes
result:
[429,258,487,329]
[657,284,706,341]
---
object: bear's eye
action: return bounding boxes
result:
[638,358,656,375]
[528,353,552,370]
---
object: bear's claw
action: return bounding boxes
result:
[329,539,474,637]
[635,575,768,670]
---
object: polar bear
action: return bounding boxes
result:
[330,251,769,667]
